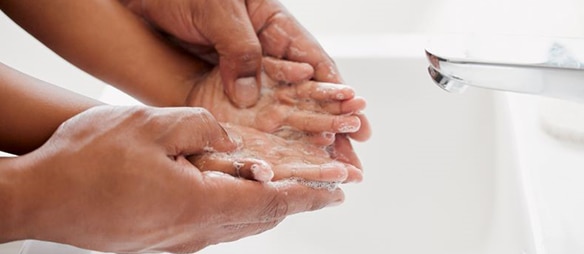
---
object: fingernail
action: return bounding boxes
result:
[251,163,274,183]
[326,198,344,208]
[233,77,260,108]
[338,117,361,133]
[323,132,335,140]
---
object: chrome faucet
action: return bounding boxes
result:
[425,35,584,102]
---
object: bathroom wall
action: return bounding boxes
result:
[279,0,584,37]
[2,0,583,99]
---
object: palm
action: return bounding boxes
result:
[186,61,363,137]
[190,123,362,183]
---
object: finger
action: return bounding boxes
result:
[291,96,366,115]
[252,4,343,83]
[169,40,219,65]
[274,81,355,103]
[202,173,345,220]
[204,3,263,108]
[340,96,367,113]
[285,111,361,133]
[272,161,362,183]
[188,154,274,182]
[263,57,314,84]
[328,135,362,169]
[301,132,336,147]
[270,127,335,147]
[214,220,284,244]
[349,112,372,142]
[154,107,236,155]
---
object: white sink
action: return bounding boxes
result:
[17,35,536,254]
[192,36,535,254]
[505,94,584,254]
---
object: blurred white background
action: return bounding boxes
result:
[2,0,584,97]
[2,0,584,253]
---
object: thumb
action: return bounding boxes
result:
[205,3,262,108]
[156,107,236,156]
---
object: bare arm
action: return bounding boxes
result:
[0,104,343,253]
[0,0,209,106]
[0,62,101,155]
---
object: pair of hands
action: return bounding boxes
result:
[120,0,371,177]
[121,0,343,107]
[12,106,347,253]
[2,0,370,253]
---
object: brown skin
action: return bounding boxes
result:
[0,1,368,250]
[0,63,101,155]
[120,0,343,108]
[0,106,343,253]
[119,0,372,141]
[0,0,371,167]
[192,123,363,183]
[0,0,207,107]
[0,63,345,253]
[188,57,367,146]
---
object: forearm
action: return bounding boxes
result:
[0,0,209,106]
[0,63,101,155]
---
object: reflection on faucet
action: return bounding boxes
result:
[425,35,584,102]
[546,43,583,69]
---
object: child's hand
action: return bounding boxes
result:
[186,57,369,146]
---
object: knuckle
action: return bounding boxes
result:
[260,194,289,221]
[128,106,162,131]
[190,107,213,121]
[255,218,283,235]
[227,42,262,64]
[126,106,152,122]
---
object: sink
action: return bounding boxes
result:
[16,35,536,254]
[192,35,535,254]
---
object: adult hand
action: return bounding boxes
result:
[121,0,342,109]
[7,106,343,253]
[120,0,371,167]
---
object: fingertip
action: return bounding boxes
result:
[220,55,262,108]
[344,164,364,183]
[348,113,372,142]
[337,115,361,134]
[335,85,355,101]
[227,77,261,108]
[296,62,315,81]
[251,162,275,183]
[341,96,367,113]
[212,126,238,152]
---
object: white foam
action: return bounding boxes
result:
[270,177,340,191]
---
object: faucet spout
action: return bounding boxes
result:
[427,64,468,94]
[425,35,584,102]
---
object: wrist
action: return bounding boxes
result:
[0,156,28,243]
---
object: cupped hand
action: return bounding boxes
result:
[121,0,342,109]
[187,57,366,145]
[189,123,363,184]
[12,105,343,253]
